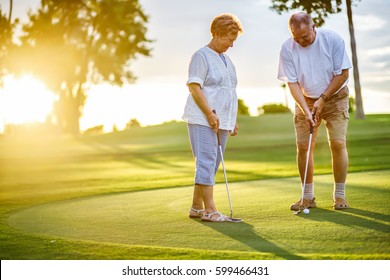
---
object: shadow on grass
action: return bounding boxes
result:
[346,208,390,224]
[298,208,390,233]
[196,220,304,260]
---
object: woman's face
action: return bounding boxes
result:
[215,32,238,53]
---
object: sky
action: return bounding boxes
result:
[1,0,389,131]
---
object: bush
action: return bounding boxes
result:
[126,118,141,129]
[259,103,291,114]
[349,97,355,113]
[237,99,250,115]
[83,125,104,135]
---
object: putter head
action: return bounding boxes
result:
[293,204,304,215]
[293,210,301,215]
[227,217,243,222]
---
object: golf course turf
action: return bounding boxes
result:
[1,113,389,259]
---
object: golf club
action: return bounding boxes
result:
[214,119,243,223]
[294,117,314,215]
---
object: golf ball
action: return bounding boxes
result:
[303,208,310,214]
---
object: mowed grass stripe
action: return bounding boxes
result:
[9,171,390,259]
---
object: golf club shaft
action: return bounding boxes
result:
[217,131,233,219]
[300,120,314,207]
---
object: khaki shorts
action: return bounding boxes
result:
[294,86,349,143]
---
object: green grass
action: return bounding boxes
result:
[0,114,389,259]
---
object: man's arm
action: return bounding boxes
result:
[288,82,315,127]
[312,69,349,119]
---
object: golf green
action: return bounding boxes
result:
[9,170,390,259]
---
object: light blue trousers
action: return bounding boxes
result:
[187,124,228,186]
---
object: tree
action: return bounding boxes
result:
[0,3,16,133]
[281,83,288,108]
[8,0,12,22]
[10,0,151,135]
[270,0,365,119]
[0,5,16,86]
[345,0,364,119]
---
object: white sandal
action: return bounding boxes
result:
[189,208,204,218]
[201,211,228,222]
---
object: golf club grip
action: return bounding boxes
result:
[310,113,314,134]
[212,110,221,145]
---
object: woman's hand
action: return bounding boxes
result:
[207,111,220,134]
[229,123,238,136]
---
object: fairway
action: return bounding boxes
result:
[9,171,390,260]
[1,114,389,259]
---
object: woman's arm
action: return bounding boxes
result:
[188,83,219,133]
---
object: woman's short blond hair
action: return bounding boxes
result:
[210,13,243,37]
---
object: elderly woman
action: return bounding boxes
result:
[183,14,243,222]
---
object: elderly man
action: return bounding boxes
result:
[278,12,352,211]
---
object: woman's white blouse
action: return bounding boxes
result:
[182,46,238,131]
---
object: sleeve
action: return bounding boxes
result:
[187,51,208,88]
[277,44,298,83]
[332,35,352,76]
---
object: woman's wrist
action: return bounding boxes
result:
[206,110,215,117]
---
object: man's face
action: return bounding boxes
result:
[291,23,316,47]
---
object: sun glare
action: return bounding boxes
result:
[81,83,188,132]
[0,75,55,132]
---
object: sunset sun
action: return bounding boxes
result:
[0,75,55,131]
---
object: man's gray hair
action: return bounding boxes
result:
[289,12,314,31]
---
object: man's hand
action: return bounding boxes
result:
[306,111,316,128]
[312,97,325,124]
